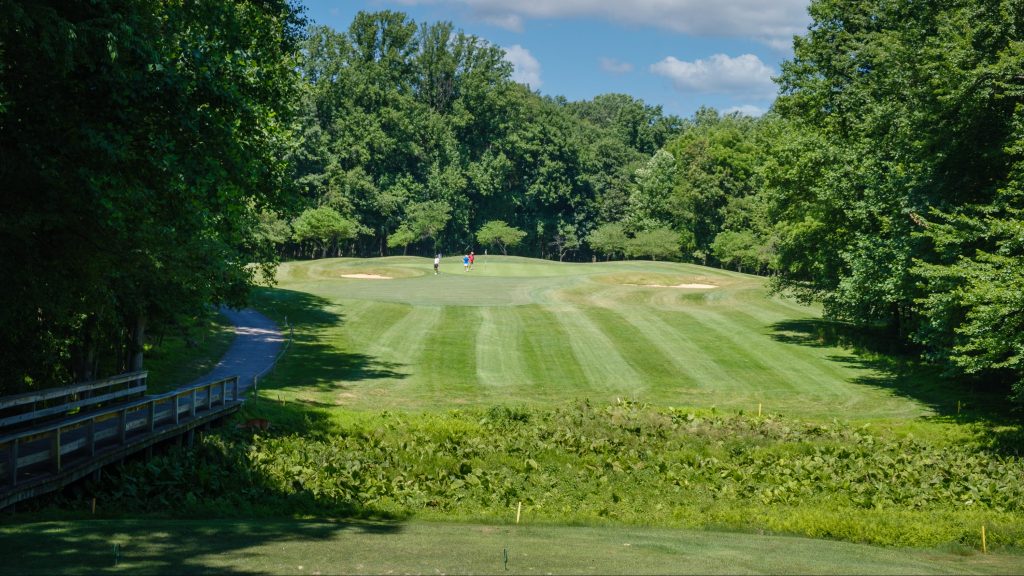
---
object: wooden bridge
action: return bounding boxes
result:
[0,372,243,509]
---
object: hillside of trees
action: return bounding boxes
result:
[3,0,1023,403]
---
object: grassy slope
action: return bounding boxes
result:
[253,256,951,420]
[2,519,1019,575]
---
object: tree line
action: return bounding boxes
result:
[3,0,1023,404]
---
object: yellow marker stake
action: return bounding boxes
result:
[757,403,762,417]
[516,501,522,524]
[982,525,987,554]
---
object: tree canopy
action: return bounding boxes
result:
[5,2,1024,404]
[0,0,304,392]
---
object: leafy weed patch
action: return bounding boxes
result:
[66,400,1024,550]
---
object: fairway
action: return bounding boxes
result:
[255,256,939,419]
[2,519,1019,575]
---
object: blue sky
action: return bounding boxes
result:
[299,0,812,119]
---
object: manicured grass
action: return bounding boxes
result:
[1,519,1019,575]
[30,256,1017,575]
[252,256,979,420]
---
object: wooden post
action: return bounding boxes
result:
[87,419,96,457]
[516,501,522,524]
[118,409,127,444]
[190,390,197,418]
[982,525,987,554]
[757,403,762,417]
[206,384,213,411]
[53,428,62,473]
[148,401,155,433]
[173,396,180,425]
[7,440,18,486]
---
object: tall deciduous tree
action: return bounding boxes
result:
[0,0,304,392]
[773,0,1024,398]
[476,220,526,255]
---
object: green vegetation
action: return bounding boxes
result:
[1,0,303,393]
[5,0,1023,404]
[38,398,1024,551]
[141,312,235,394]
[4,0,1024,571]
[29,257,1015,561]
[2,518,1021,575]
[251,257,959,420]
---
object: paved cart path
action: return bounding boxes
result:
[187,308,284,394]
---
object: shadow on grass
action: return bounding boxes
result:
[249,286,343,330]
[770,319,1023,455]
[250,286,407,392]
[0,518,403,576]
[275,341,406,392]
[769,319,911,356]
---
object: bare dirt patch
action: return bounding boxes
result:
[340,273,392,280]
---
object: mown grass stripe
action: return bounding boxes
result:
[515,305,590,400]
[418,306,482,402]
[549,302,644,394]
[610,303,745,393]
[475,307,526,389]
[680,307,887,414]
[579,306,680,390]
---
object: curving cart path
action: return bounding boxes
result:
[187,308,285,394]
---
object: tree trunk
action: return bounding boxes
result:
[128,313,147,373]
[70,315,97,382]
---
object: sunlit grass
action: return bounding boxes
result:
[253,256,962,421]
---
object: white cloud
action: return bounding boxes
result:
[503,44,542,88]
[650,53,777,98]
[396,0,810,48]
[480,13,523,32]
[599,57,634,74]
[724,104,767,117]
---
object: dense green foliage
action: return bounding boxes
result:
[279,14,684,260]
[3,0,1022,425]
[0,0,304,392]
[769,0,1024,398]
[67,400,1024,549]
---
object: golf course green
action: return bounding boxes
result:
[255,255,947,420]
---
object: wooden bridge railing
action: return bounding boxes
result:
[0,371,149,430]
[0,375,240,489]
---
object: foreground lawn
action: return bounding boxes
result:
[253,256,980,420]
[1,519,1019,575]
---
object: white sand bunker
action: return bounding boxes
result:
[340,273,392,280]
[626,283,718,289]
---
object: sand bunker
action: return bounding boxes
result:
[668,283,718,289]
[340,273,392,280]
[626,283,718,289]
